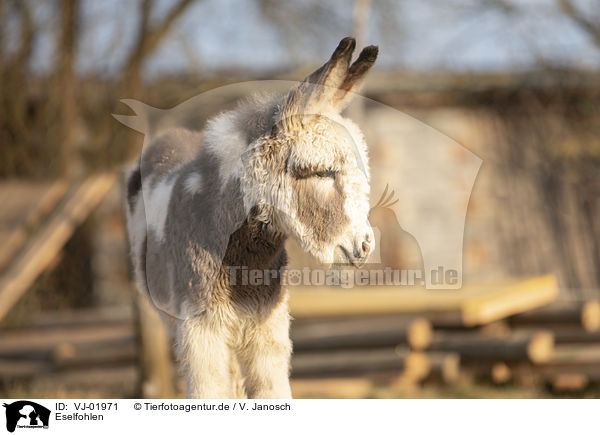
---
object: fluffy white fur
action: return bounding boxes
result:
[204,111,247,186]
[143,175,177,242]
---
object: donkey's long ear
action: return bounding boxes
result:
[334,45,378,110]
[281,38,356,124]
[280,38,378,127]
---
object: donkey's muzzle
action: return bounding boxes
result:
[351,236,373,267]
[337,232,373,268]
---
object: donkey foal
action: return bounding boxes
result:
[125,37,378,398]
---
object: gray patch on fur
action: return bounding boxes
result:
[140,129,203,186]
[137,108,289,318]
[292,175,348,243]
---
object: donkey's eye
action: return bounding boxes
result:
[314,170,336,178]
[292,167,336,179]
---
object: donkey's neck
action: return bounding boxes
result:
[199,97,289,310]
[220,207,288,311]
[224,209,286,268]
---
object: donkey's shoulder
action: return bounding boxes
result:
[140,127,204,181]
[125,127,203,217]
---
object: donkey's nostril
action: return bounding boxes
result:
[353,238,372,260]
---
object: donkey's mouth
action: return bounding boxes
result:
[338,245,365,268]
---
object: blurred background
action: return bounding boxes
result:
[0,0,599,398]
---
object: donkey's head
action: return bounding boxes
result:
[243,37,377,266]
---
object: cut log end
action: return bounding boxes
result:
[582,300,600,332]
[407,317,433,350]
[527,331,554,363]
[399,350,430,381]
[491,362,511,384]
[53,342,76,363]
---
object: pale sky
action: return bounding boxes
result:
[14,0,600,77]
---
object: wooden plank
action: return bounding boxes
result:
[15,305,134,330]
[0,358,49,378]
[35,364,138,389]
[0,340,137,379]
[0,179,69,273]
[461,275,558,326]
[54,340,136,370]
[290,288,459,318]
[288,275,558,325]
[0,323,134,355]
[0,173,116,321]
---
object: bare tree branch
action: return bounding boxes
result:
[558,0,600,49]
[142,0,196,57]
[0,0,6,67]
[12,0,34,75]
[56,0,79,177]
[121,0,197,97]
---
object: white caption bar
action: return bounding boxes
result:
[0,399,597,434]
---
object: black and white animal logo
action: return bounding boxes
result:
[3,401,50,433]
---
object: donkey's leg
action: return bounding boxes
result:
[177,316,232,398]
[237,299,292,398]
[229,351,248,399]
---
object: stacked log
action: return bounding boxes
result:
[284,276,558,385]
[458,299,600,391]
[509,301,600,332]
[292,348,430,382]
[290,315,438,382]
[291,314,433,351]
[1,290,598,396]
[0,306,138,397]
[429,330,554,363]
[0,317,137,380]
[0,309,443,389]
